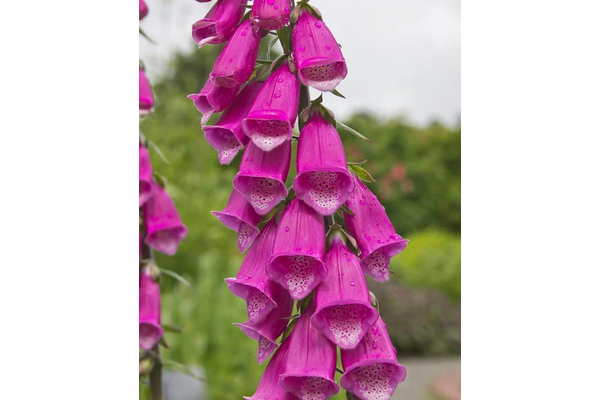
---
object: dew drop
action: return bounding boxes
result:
[326,45,331,50]
[274,94,281,99]
[350,281,355,287]
[241,31,247,36]
[315,22,322,28]
[299,45,306,52]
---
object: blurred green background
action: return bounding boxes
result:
[140,45,460,399]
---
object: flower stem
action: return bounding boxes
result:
[298,84,310,130]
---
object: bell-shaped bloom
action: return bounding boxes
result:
[235,288,293,364]
[233,140,291,216]
[293,110,354,215]
[226,219,287,323]
[344,176,408,282]
[340,317,407,400]
[242,62,299,152]
[210,20,261,88]
[279,303,340,399]
[139,0,148,20]
[189,78,240,125]
[139,267,163,350]
[244,339,297,400]
[139,68,154,115]
[192,0,247,48]
[267,198,327,300]
[139,143,154,206]
[204,80,264,165]
[251,0,292,31]
[291,10,347,92]
[212,188,262,252]
[311,233,379,349]
[143,182,188,256]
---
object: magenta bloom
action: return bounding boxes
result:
[293,110,354,215]
[344,176,408,282]
[139,267,163,350]
[340,317,407,400]
[212,188,262,252]
[242,62,299,152]
[139,68,154,115]
[279,303,340,399]
[226,219,287,323]
[204,80,264,165]
[188,78,239,125]
[244,340,297,400]
[292,10,347,92]
[233,140,291,215]
[235,288,293,364]
[143,182,188,256]
[210,20,261,88]
[192,0,247,48]
[139,143,153,206]
[267,198,327,300]
[251,0,292,31]
[311,233,379,349]
[139,0,148,20]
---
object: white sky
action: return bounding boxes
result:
[140,0,461,126]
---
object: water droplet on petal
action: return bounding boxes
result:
[299,45,306,52]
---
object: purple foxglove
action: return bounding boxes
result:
[139,143,154,206]
[210,20,261,88]
[234,287,293,364]
[291,10,348,92]
[267,198,327,300]
[242,62,299,152]
[311,233,379,349]
[244,339,297,400]
[279,302,340,399]
[139,68,154,115]
[188,78,239,125]
[233,140,291,215]
[293,110,354,215]
[226,219,287,323]
[212,187,262,252]
[340,317,407,400]
[139,267,163,350]
[192,0,247,48]
[143,182,188,255]
[344,176,408,282]
[251,0,292,31]
[203,79,264,165]
[139,0,148,20]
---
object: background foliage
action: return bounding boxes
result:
[140,45,460,399]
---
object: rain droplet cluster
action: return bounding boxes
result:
[285,255,317,298]
[300,376,330,400]
[350,363,397,400]
[249,178,279,211]
[307,171,341,210]
[323,304,365,347]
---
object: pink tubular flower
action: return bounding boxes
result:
[139,143,154,206]
[251,0,292,31]
[203,79,264,165]
[139,68,154,115]
[279,302,340,400]
[293,109,355,215]
[143,182,188,256]
[188,78,239,125]
[192,0,247,48]
[292,10,348,92]
[210,20,261,88]
[234,288,293,364]
[212,187,262,252]
[139,266,163,350]
[311,233,379,349]
[242,62,300,152]
[344,176,408,282]
[244,339,297,400]
[226,219,287,323]
[139,0,148,20]
[233,140,291,216]
[340,317,407,400]
[267,198,327,300]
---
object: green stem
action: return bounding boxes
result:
[298,84,310,131]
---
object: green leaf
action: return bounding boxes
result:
[159,336,170,349]
[139,28,156,45]
[340,227,358,250]
[162,360,207,382]
[152,172,168,188]
[267,36,279,61]
[276,26,292,54]
[161,269,195,291]
[162,324,184,333]
[337,121,372,143]
[349,164,376,183]
[331,89,346,99]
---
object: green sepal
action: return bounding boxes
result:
[277,26,292,54]
[152,172,168,188]
[337,121,372,143]
[270,54,287,72]
[331,89,346,99]
[349,164,376,183]
[369,291,380,313]
[347,159,368,166]
[162,324,184,333]
[340,227,358,250]
[267,36,280,60]
[159,336,170,349]
[339,203,355,216]
[139,28,156,45]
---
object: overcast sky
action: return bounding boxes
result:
[140,0,461,126]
